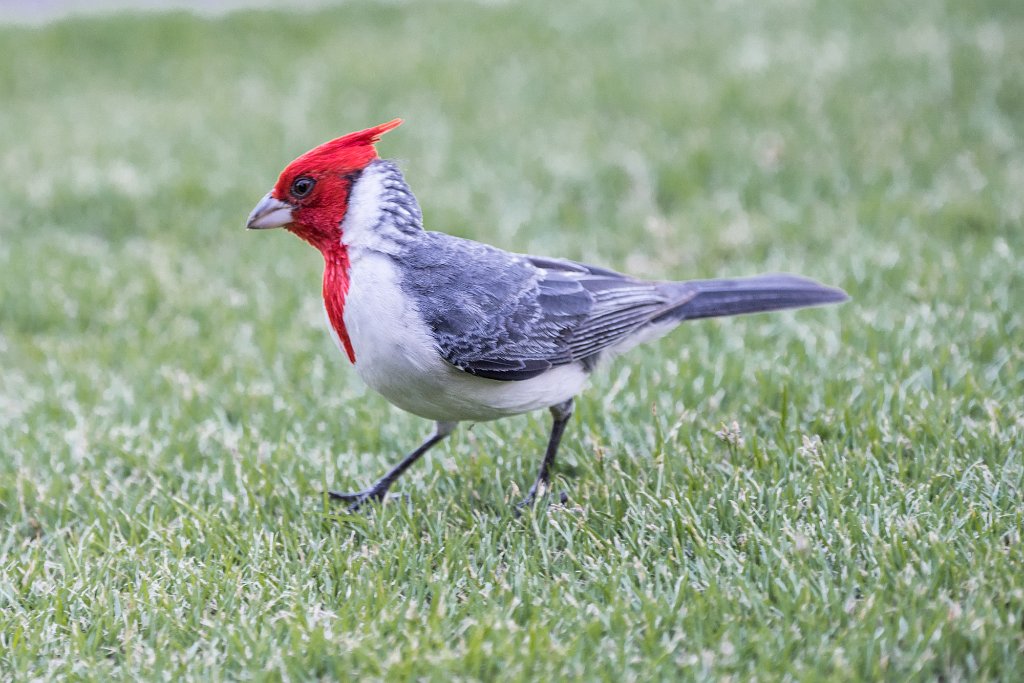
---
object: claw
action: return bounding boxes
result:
[514,485,571,516]
[328,488,409,513]
[327,490,366,503]
[328,487,384,512]
[513,481,547,516]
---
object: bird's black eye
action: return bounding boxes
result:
[290,176,316,199]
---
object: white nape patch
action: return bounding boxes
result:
[340,161,405,255]
[341,251,588,423]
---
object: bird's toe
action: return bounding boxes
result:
[329,487,406,513]
[328,488,377,504]
[514,486,572,517]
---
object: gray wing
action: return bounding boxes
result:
[397,233,686,381]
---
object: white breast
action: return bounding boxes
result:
[338,251,588,423]
[334,160,589,422]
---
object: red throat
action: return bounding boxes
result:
[273,120,403,366]
[322,250,356,364]
[283,179,358,364]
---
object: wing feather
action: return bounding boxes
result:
[396,234,678,381]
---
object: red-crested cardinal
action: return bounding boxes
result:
[246,119,847,512]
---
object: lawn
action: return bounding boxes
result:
[1,0,1022,679]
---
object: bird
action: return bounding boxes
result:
[246,119,848,512]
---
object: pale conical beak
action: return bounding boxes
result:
[246,193,294,230]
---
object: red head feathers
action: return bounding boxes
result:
[255,119,403,364]
[272,118,403,200]
[260,118,403,254]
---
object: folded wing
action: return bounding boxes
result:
[398,233,845,381]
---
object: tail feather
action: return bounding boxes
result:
[655,273,848,323]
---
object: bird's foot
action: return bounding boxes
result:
[328,487,404,513]
[514,483,569,516]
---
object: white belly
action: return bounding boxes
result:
[337,251,588,422]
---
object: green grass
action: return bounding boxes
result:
[1,0,1023,679]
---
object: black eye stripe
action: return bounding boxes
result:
[290,176,315,198]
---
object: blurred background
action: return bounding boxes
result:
[2,0,1019,415]
[1,0,1021,678]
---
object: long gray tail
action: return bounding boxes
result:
[654,273,848,323]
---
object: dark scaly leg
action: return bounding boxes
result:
[330,421,456,512]
[516,399,574,513]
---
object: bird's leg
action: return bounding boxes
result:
[330,421,456,512]
[516,399,574,513]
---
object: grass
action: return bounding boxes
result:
[1,0,1022,679]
